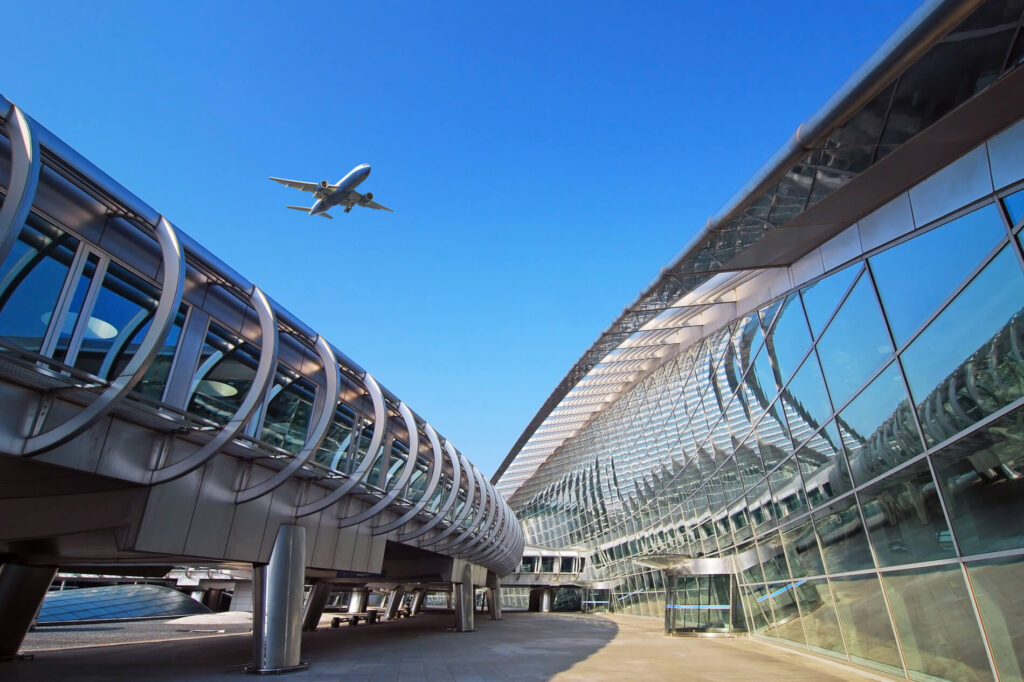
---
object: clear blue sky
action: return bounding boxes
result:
[3,1,920,477]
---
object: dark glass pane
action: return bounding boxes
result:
[881,565,992,681]
[313,403,356,472]
[930,408,1024,556]
[902,246,1024,445]
[830,574,903,674]
[966,556,1024,682]
[839,362,922,485]
[186,323,259,425]
[816,271,893,407]
[260,369,315,454]
[51,254,98,363]
[122,306,186,402]
[872,205,1005,345]
[813,494,873,573]
[800,263,861,338]
[859,459,954,568]
[0,221,78,353]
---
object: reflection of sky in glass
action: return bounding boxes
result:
[871,204,1005,345]
[768,294,811,384]
[1004,189,1024,225]
[903,247,1024,404]
[800,263,861,337]
[838,362,907,440]
[785,356,832,439]
[815,272,892,407]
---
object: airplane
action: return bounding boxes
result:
[269,164,393,219]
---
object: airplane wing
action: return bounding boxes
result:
[269,177,320,193]
[362,199,394,212]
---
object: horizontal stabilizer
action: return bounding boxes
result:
[317,212,333,219]
[286,205,311,212]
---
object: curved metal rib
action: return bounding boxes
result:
[295,371,386,517]
[398,439,461,542]
[372,421,443,535]
[433,467,491,552]
[235,335,340,503]
[466,495,508,562]
[338,401,419,528]
[418,454,475,547]
[450,479,498,555]
[23,216,186,456]
[0,105,41,271]
[147,285,278,483]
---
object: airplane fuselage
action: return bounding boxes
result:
[310,164,371,215]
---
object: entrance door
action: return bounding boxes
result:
[666,574,734,634]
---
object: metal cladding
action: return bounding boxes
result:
[0,99,523,577]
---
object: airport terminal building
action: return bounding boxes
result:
[495,1,1024,679]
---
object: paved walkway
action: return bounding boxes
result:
[9,611,895,681]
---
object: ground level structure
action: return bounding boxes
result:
[8,611,893,681]
[496,1,1024,680]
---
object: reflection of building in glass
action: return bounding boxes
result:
[496,2,1024,679]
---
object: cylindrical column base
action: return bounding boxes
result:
[487,586,503,620]
[246,524,308,674]
[541,588,553,613]
[348,587,367,614]
[0,563,57,659]
[410,589,426,615]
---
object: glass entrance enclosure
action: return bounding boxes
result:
[666,574,737,636]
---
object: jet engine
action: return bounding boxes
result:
[362,192,373,202]
[319,180,330,189]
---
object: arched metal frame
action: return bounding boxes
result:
[451,477,498,555]
[295,371,387,517]
[468,497,511,563]
[418,453,476,547]
[147,285,278,483]
[235,335,340,503]
[434,467,491,552]
[398,440,462,542]
[372,421,443,535]
[0,105,40,272]
[338,401,419,529]
[23,216,186,456]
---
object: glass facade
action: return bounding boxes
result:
[503,120,1024,679]
[37,584,210,624]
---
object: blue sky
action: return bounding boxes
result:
[4,1,920,476]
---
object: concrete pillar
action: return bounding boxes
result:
[301,582,332,632]
[0,563,57,659]
[247,524,307,674]
[487,586,503,620]
[384,588,406,620]
[231,581,254,612]
[410,589,426,615]
[541,588,553,613]
[453,564,475,632]
[348,587,368,614]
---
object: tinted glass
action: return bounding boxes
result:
[871,204,1005,345]
[186,323,259,425]
[260,369,315,453]
[765,294,812,385]
[313,403,356,472]
[830,574,902,673]
[783,355,832,447]
[813,494,873,573]
[800,263,861,337]
[966,556,1024,682]
[794,578,845,657]
[1003,188,1024,226]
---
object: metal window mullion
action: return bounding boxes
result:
[38,244,90,359]
[62,253,110,368]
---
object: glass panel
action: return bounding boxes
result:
[1005,189,1024,226]
[794,578,846,657]
[966,556,1024,682]
[768,457,806,525]
[830,574,903,674]
[765,293,812,385]
[540,556,555,573]
[930,408,1024,556]
[839,362,923,485]
[313,403,356,473]
[816,271,893,407]
[259,369,315,454]
[384,440,409,492]
[871,204,1005,345]
[0,221,79,353]
[881,565,992,681]
[780,517,824,578]
[796,421,849,509]
[859,459,955,568]
[783,355,833,446]
[800,263,861,338]
[813,494,873,573]
[764,580,805,645]
[123,306,185,402]
[902,246,1024,446]
[186,323,259,425]
[52,254,98,363]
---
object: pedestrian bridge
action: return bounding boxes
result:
[0,97,522,669]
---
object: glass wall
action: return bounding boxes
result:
[507,125,1024,680]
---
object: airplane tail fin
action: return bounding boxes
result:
[286,205,312,212]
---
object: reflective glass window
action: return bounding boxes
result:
[795,420,848,508]
[859,459,954,568]
[780,517,824,579]
[259,368,315,453]
[871,204,1005,345]
[765,293,812,385]
[381,440,409,491]
[783,355,832,446]
[966,556,1024,682]
[768,457,806,525]
[815,271,893,407]
[186,323,259,425]
[0,220,79,353]
[800,263,861,338]
[930,408,1024,556]
[755,402,792,472]
[829,574,903,674]
[51,254,98,363]
[881,565,992,681]
[839,362,922,485]
[1004,188,1024,226]
[902,246,1024,445]
[313,403,356,473]
[793,578,845,658]
[813,494,873,573]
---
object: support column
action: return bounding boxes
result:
[410,589,426,615]
[541,588,553,613]
[452,565,475,632]
[384,588,406,620]
[231,581,254,612]
[0,563,57,659]
[486,571,503,621]
[301,582,332,632]
[348,587,367,614]
[247,524,307,674]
